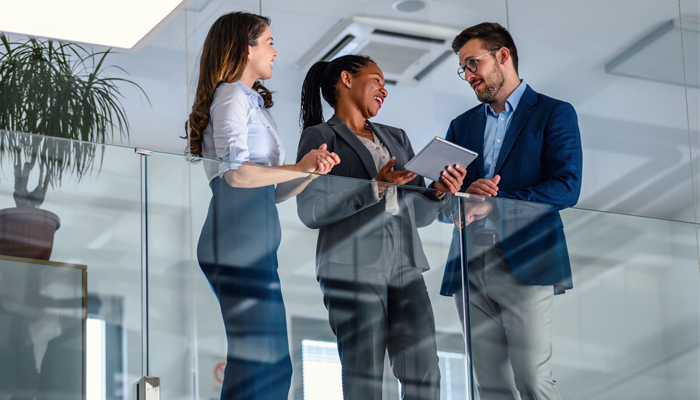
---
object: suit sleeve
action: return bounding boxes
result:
[296,126,380,229]
[497,102,583,208]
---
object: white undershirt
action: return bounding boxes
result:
[357,133,399,215]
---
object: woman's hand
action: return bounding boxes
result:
[297,144,339,174]
[375,157,416,195]
[314,144,341,174]
[433,164,467,196]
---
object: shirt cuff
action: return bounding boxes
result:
[371,178,385,201]
[226,144,249,172]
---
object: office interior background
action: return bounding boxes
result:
[0,0,698,399]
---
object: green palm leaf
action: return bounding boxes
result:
[0,33,148,208]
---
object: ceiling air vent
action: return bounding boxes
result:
[297,16,459,86]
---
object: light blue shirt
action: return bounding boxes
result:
[482,80,527,180]
[201,81,285,181]
[482,81,526,229]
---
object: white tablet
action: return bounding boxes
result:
[404,137,478,182]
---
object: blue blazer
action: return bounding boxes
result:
[440,85,583,296]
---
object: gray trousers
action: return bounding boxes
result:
[455,243,562,400]
[318,215,441,400]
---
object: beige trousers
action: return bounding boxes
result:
[454,243,562,400]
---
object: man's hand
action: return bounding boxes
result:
[452,197,494,228]
[466,175,501,196]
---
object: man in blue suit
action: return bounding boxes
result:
[440,23,582,399]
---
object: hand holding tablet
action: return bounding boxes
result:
[404,137,478,182]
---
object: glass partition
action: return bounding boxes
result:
[141,151,207,399]
[0,130,143,400]
[146,155,469,400]
[453,194,699,400]
[557,206,699,399]
[144,150,700,400]
[501,0,698,224]
[672,0,700,234]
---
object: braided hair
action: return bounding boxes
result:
[299,55,374,131]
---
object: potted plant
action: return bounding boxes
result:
[0,33,147,260]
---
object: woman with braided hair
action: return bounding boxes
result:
[187,12,339,400]
[296,55,466,400]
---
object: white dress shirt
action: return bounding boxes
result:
[201,81,285,182]
[358,134,399,215]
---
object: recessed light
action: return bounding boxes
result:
[392,0,426,13]
[0,0,184,49]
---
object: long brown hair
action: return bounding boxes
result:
[186,12,273,157]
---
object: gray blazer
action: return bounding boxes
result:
[296,115,447,274]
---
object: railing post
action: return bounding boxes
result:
[456,193,476,400]
[137,377,160,400]
[135,148,157,399]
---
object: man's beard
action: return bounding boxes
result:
[474,68,505,103]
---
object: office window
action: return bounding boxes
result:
[301,339,466,400]
[301,340,343,400]
[86,317,106,400]
[437,351,467,400]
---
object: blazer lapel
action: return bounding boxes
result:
[494,86,538,175]
[469,106,487,179]
[328,115,378,177]
[366,120,405,169]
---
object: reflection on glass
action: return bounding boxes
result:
[0,298,39,400]
[197,173,293,399]
[0,257,86,400]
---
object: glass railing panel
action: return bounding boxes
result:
[452,194,569,400]
[141,151,204,400]
[557,207,699,399]
[504,1,696,223]
[287,168,467,400]
[146,152,470,399]
[453,193,699,399]
[0,130,143,400]
[676,6,700,227]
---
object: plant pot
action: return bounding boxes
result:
[0,207,61,261]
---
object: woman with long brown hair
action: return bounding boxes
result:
[188,12,339,400]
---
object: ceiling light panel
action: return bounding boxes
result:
[0,0,185,49]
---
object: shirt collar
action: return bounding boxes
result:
[485,80,527,116]
[234,80,265,108]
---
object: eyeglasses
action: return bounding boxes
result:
[457,49,499,80]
